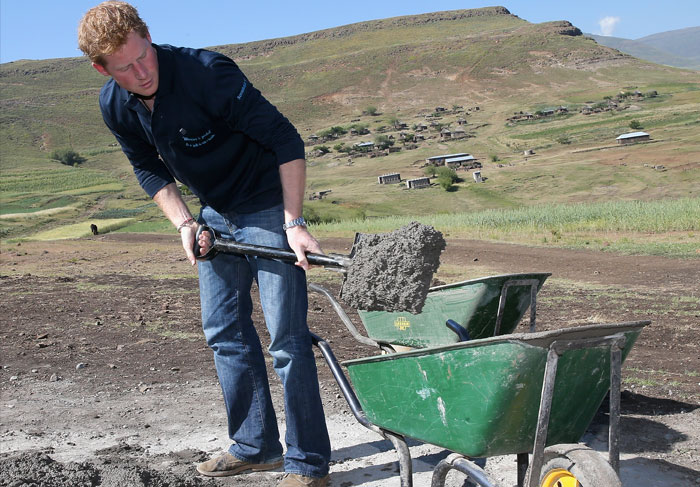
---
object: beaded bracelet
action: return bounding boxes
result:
[176,217,196,233]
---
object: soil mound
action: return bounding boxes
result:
[0,450,214,487]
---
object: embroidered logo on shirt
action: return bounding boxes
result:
[237,80,247,100]
[181,129,216,148]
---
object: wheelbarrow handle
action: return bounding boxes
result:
[194,225,351,268]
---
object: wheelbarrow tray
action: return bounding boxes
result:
[343,321,647,458]
[357,273,551,347]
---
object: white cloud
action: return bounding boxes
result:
[598,16,621,36]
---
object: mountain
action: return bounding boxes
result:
[589,26,700,70]
[1,6,699,238]
[1,7,684,151]
[637,27,700,60]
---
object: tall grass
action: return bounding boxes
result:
[314,198,699,234]
[312,198,700,258]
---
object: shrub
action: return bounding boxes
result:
[349,123,369,135]
[314,145,330,154]
[50,148,86,166]
[318,126,347,140]
[374,135,394,150]
[329,126,347,137]
[424,166,437,177]
[437,174,454,191]
[435,167,458,183]
[303,206,321,224]
[436,167,458,190]
[490,154,500,163]
[363,106,378,116]
[629,120,643,130]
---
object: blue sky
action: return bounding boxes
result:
[1,1,698,63]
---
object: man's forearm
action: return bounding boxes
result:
[279,158,306,223]
[152,182,195,230]
[153,183,201,265]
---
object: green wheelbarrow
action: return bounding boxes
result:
[309,280,649,487]
[356,273,551,348]
[310,272,550,352]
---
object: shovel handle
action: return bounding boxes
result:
[193,225,218,261]
[194,225,350,268]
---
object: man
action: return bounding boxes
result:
[78,3,330,486]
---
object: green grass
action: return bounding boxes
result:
[114,219,173,234]
[623,377,661,387]
[0,195,77,215]
[0,166,120,194]
[92,206,155,219]
[28,218,134,240]
[60,182,124,195]
[313,197,700,233]
[311,198,700,257]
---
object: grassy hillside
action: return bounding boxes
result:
[1,6,698,246]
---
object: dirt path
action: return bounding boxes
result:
[1,234,698,486]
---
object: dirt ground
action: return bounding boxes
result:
[1,233,698,486]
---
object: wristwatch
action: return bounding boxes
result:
[283,216,307,231]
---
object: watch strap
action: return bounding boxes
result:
[283,216,307,231]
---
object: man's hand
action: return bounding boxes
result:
[179,223,213,265]
[285,225,322,271]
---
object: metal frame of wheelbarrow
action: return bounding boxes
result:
[308,282,630,487]
[495,278,542,335]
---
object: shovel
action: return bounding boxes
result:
[194,224,352,269]
[193,221,445,314]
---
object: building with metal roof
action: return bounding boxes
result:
[616,132,650,144]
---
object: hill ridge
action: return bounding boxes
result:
[209,6,516,57]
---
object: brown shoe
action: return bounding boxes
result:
[278,473,329,487]
[196,452,283,477]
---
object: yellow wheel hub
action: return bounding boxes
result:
[541,468,580,487]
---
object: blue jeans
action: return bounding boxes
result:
[197,204,330,478]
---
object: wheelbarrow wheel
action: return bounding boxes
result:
[532,444,621,487]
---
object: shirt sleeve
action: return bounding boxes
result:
[99,98,175,198]
[207,55,306,165]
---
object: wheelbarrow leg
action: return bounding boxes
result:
[516,453,529,487]
[431,453,499,487]
[525,347,560,487]
[311,333,414,487]
[609,343,623,474]
[383,430,413,487]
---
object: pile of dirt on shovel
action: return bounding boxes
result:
[340,221,446,314]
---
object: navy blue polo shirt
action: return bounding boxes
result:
[99,44,305,214]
